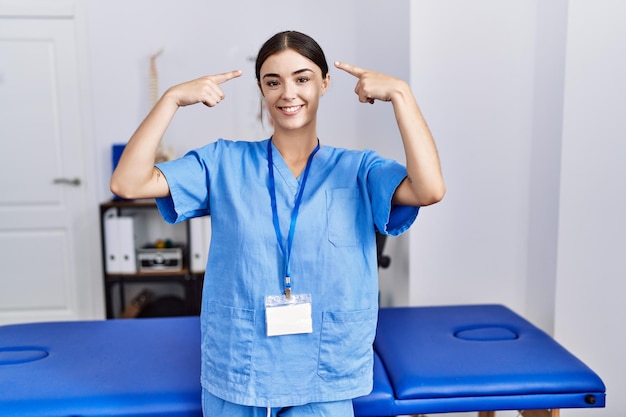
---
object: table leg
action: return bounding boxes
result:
[520,410,560,417]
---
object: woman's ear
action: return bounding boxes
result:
[321,73,330,95]
[257,81,265,97]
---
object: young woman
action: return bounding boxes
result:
[111,30,444,417]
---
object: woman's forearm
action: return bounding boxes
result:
[391,82,445,207]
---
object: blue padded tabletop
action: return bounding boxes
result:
[0,306,606,417]
[0,317,202,417]
[372,304,605,415]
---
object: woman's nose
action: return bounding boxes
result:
[281,82,296,100]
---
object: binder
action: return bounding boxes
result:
[189,216,211,273]
[103,211,137,274]
[104,216,120,273]
[116,217,137,273]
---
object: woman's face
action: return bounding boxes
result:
[258,49,329,134]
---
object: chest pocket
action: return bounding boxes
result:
[326,188,362,247]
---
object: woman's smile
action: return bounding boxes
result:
[279,104,303,114]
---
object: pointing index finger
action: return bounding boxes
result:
[334,61,365,78]
[213,70,243,84]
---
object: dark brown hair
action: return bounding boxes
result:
[255,31,329,81]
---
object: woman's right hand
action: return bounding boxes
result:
[164,70,243,108]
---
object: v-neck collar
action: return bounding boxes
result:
[268,140,325,194]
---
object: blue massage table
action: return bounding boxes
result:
[0,305,605,417]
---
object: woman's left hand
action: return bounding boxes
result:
[334,61,445,207]
[334,61,406,104]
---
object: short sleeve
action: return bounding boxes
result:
[155,143,218,224]
[365,153,419,236]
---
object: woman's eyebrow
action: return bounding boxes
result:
[262,68,314,79]
[293,68,314,75]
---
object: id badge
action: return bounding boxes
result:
[265,294,313,337]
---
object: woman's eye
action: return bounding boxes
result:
[297,77,310,83]
[266,80,279,88]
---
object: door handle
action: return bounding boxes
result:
[53,177,81,186]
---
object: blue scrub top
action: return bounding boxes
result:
[156,138,418,407]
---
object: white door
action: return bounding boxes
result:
[0,14,99,324]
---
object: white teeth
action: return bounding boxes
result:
[282,105,301,113]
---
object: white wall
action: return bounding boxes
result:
[555,1,626,415]
[409,0,624,415]
[525,0,568,334]
[409,0,539,316]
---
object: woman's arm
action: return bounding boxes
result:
[110,70,242,200]
[334,62,445,207]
